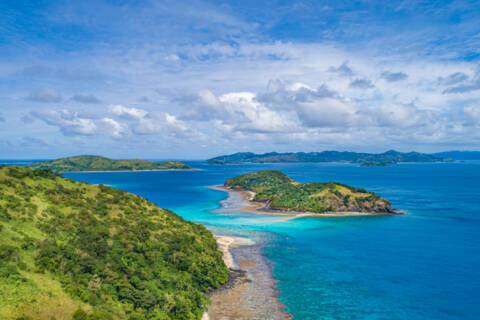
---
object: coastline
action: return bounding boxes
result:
[204,234,290,320]
[210,185,401,218]
[58,168,197,173]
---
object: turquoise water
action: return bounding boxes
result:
[54,161,479,319]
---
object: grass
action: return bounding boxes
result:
[225,170,392,213]
[0,166,228,319]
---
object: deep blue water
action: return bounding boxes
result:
[8,161,480,319]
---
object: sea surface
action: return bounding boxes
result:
[6,160,480,319]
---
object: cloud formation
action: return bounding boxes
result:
[2,0,480,157]
[349,78,375,89]
[31,110,97,136]
[71,93,102,104]
[381,71,408,82]
[26,89,63,103]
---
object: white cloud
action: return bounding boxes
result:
[375,103,432,128]
[101,118,129,138]
[110,105,148,120]
[296,97,358,128]
[31,109,97,135]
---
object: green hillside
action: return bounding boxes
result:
[225,170,394,214]
[0,166,227,320]
[208,150,444,165]
[31,155,191,172]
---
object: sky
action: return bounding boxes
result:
[1,0,480,159]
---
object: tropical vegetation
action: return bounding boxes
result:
[209,150,445,165]
[0,166,227,320]
[31,155,191,172]
[225,170,393,214]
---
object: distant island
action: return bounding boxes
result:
[208,150,445,165]
[221,170,397,216]
[432,151,480,161]
[31,155,192,172]
[0,166,227,319]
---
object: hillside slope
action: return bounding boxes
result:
[209,150,444,165]
[225,170,394,214]
[0,166,227,320]
[31,155,191,172]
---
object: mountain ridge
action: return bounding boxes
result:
[208,150,445,165]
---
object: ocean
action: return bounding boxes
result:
[7,160,479,319]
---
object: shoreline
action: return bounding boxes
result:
[210,185,402,218]
[204,233,290,320]
[58,168,198,173]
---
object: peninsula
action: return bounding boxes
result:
[208,150,445,165]
[222,170,396,215]
[31,155,191,172]
[0,166,227,319]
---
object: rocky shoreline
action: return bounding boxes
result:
[203,187,291,320]
[204,235,290,320]
[212,185,402,218]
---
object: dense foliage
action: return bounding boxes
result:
[31,155,191,172]
[209,150,444,165]
[0,166,227,320]
[225,170,393,213]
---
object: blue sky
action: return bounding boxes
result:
[1,0,480,158]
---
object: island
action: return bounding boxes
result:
[208,150,445,165]
[221,170,397,216]
[31,155,191,172]
[0,166,227,319]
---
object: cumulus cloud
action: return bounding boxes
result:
[180,89,296,133]
[31,109,97,136]
[110,105,149,120]
[256,80,359,128]
[296,98,358,127]
[101,118,129,138]
[349,78,375,89]
[29,105,191,140]
[443,81,480,94]
[381,71,408,82]
[438,72,469,86]
[26,89,62,103]
[257,80,338,110]
[375,103,432,128]
[443,69,480,94]
[328,61,354,77]
[108,105,164,135]
[172,78,466,149]
[71,93,102,104]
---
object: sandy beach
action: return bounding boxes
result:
[210,185,401,218]
[204,234,290,320]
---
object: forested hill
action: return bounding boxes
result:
[208,150,444,165]
[225,170,394,214]
[31,155,191,172]
[0,166,227,320]
[432,151,480,160]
